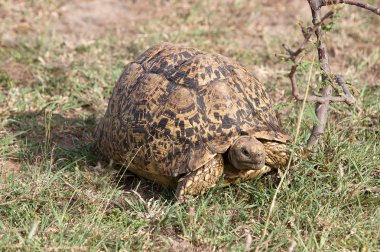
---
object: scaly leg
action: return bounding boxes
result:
[222,164,272,186]
[175,154,224,202]
[262,141,290,170]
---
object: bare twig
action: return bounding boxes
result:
[321,0,380,15]
[306,0,378,148]
[287,10,335,58]
[285,9,354,105]
[283,8,353,105]
[334,75,355,105]
[284,0,379,149]
[306,0,334,149]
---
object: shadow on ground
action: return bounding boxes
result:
[6,109,171,201]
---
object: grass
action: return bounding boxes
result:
[1,0,379,251]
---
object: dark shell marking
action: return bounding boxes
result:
[95,43,289,177]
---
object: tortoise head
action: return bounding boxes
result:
[228,135,291,171]
[228,136,266,170]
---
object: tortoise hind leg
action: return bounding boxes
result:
[175,154,224,202]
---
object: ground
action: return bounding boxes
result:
[0,0,379,251]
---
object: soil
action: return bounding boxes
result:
[0,61,36,86]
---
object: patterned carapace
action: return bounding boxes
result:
[95,43,289,177]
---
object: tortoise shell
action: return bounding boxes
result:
[95,43,289,177]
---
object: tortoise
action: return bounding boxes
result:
[95,43,291,202]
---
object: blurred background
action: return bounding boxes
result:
[1,0,379,155]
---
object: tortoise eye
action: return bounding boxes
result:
[240,131,248,136]
[241,148,249,156]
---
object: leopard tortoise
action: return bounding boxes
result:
[95,43,291,202]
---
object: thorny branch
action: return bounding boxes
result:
[284,0,380,149]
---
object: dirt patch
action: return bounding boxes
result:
[8,110,96,161]
[0,4,7,19]
[0,160,21,178]
[168,238,199,252]
[0,61,37,86]
[57,0,134,34]
[47,112,94,151]
[366,62,380,85]
[52,0,142,44]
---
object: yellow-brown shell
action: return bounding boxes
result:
[95,43,289,177]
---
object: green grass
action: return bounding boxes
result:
[1,1,379,251]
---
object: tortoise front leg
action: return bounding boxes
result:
[262,141,290,170]
[222,164,272,186]
[175,154,224,202]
